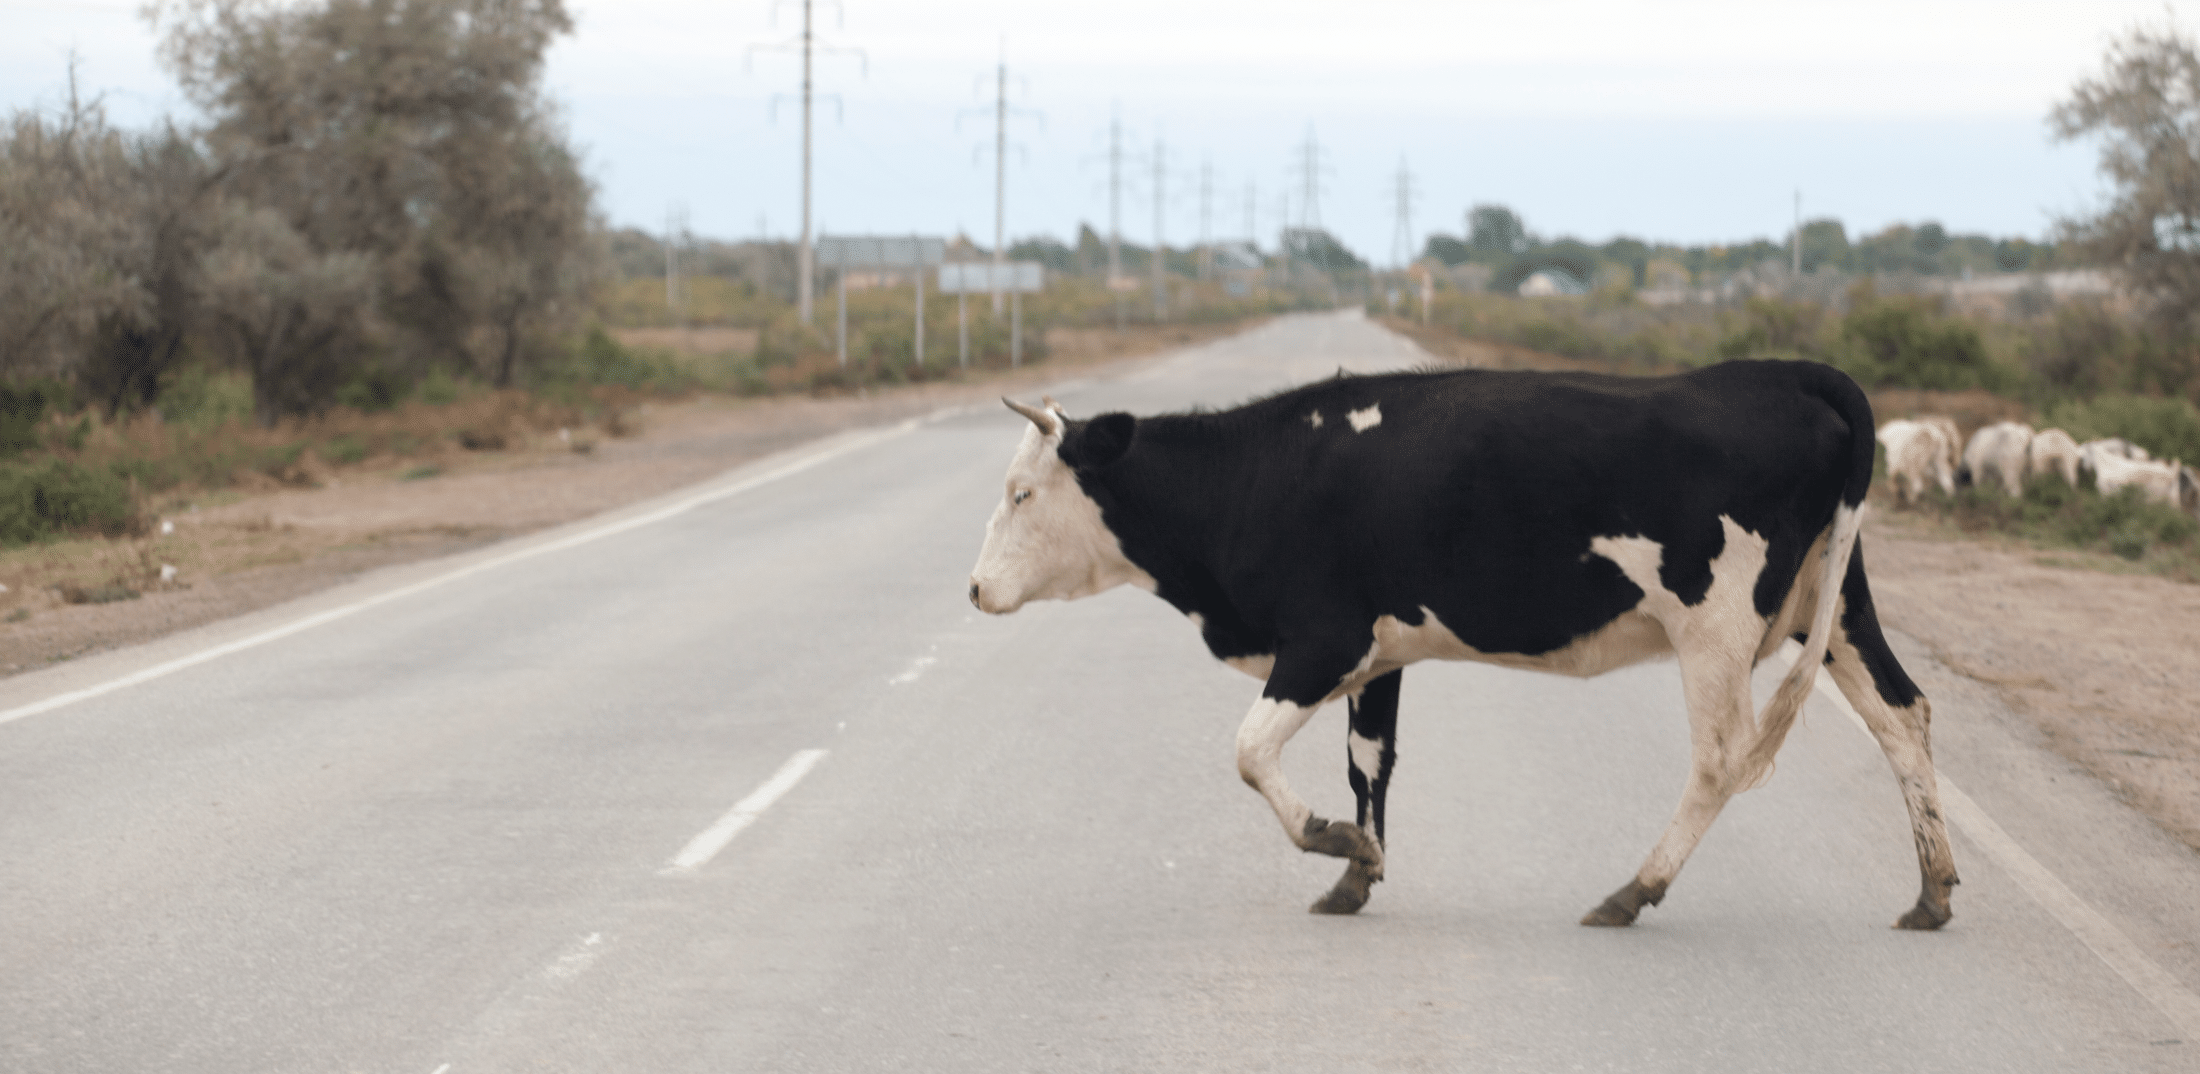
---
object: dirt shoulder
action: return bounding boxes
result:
[0,319,1248,676]
[1861,512,2200,851]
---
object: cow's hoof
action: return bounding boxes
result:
[1309,861,1379,915]
[1580,878,1666,928]
[1895,899,1952,931]
[1300,816,1382,868]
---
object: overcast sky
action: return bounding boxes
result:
[2,0,2168,263]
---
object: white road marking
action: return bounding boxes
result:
[889,652,938,685]
[544,932,605,980]
[428,1066,450,1074]
[1787,643,2200,1040]
[0,418,937,730]
[662,749,829,874]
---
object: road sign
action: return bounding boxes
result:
[817,236,946,268]
[938,262,1044,294]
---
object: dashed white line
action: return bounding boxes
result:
[889,653,938,685]
[1788,643,2200,1040]
[662,749,829,874]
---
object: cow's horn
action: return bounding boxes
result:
[1004,397,1057,434]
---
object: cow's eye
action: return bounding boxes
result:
[1012,489,1031,505]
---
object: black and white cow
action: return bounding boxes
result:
[968,359,1957,929]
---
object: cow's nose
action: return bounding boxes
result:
[968,582,981,609]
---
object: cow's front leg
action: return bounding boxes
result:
[1236,652,1384,908]
[1312,669,1402,915]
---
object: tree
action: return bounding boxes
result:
[198,202,373,426]
[157,0,594,389]
[0,90,142,384]
[1467,204,1525,258]
[2052,22,2200,329]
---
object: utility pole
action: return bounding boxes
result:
[1198,159,1213,281]
[1109,112,1124,330]
[664,202,687,322]
[992,58,1007,314]
[749,0,863,327]
[1388,157,1418,270]
[1151,137,1167,320]
[1244,179,1256,246]
[1792,189,1802,276]
[799,5,813,325]
[962,43,1037,316]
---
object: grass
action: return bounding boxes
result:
[1884,476,2200,582]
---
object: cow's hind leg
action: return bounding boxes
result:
[1237,653,1385,906]
[1826,543,1959,929]
[1583,636,1762,927]
[1312,669,1401,915]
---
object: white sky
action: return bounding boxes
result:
[1,0,2167,262]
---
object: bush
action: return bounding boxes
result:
[0,460,139,544]
[2041,394,2200,464]
[1833,293,1994,390]
[0,380,76,458]
[157,366,255,430]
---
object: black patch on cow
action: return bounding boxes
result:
[1836,537,1923,709]
[1065,360,1881,707]
[1059,412,1136,470]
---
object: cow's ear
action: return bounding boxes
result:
[1059,412,1136,470]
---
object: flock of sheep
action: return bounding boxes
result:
[1876,416,2200,515]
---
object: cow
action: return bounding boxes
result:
[1876,418,1956,505]
[968,359,1958,930]
[2081,437,2151,463]
[1959,421,2034,497]
[2083,447,2184,506]
[2027,428,2083,489]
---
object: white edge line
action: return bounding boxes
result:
[0,416,938,730]
[662,749,828,874]
[1784,642,2200,1040]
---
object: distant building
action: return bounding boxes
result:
[1519,269,1587,297]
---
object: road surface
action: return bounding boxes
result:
[4,311,2198,1072]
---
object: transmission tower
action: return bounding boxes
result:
[1289,125,1334,277]
[749,0,865,327]
[1387,156,1419,270]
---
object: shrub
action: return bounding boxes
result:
[156,367,255,430]
[0,380,75,458]
[0,460,139,544]
[1834,293,1994,390]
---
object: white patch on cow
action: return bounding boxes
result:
[970,420,1156,614]
[1325,515,1772,701]
[1235,697,1321,838]
[1348,730,1384,783]
[1347,404,1382,433]
[1306,411,1324,429]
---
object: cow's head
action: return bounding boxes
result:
[968,397,1148,614]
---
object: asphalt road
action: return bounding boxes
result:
[5,311,2199,1073]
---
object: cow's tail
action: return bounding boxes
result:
[1737,363,1874,791]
